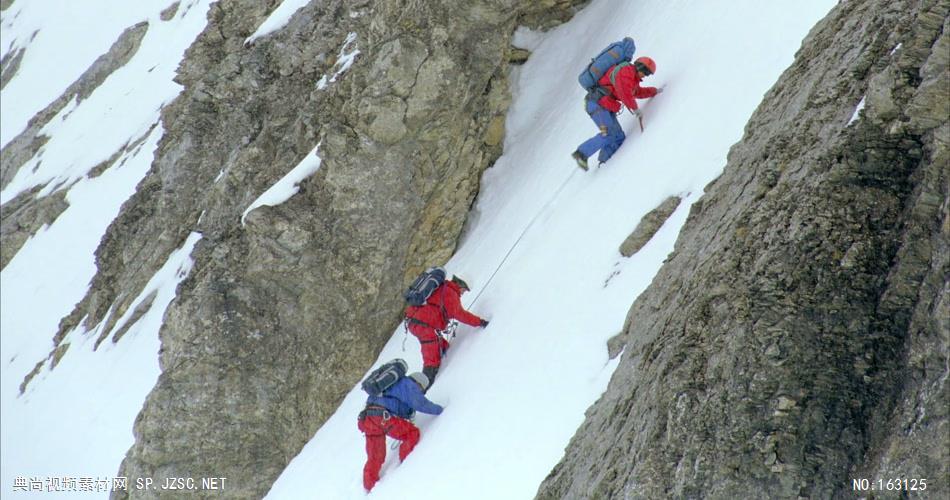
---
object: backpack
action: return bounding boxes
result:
[577,37,636,91]
[361,359,408,397]
[403,266,446,306]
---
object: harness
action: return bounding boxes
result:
[360,404,391,419]
[406,316,439,331]
[403,291,449,337]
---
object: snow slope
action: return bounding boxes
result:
[1,0,215,496]
[0,0,834,498]
[267,1,834,499]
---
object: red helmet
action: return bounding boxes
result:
[634,57,656,76]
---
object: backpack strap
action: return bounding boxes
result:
[588,62,631,103]
[437,291,447,324]
[586,86,609,102]
[607,61,631,89]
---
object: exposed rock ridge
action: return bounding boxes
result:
[0,21,149,190]
[537,1,948,499]
[0,185,67,270]
[619,196,682,258]
[0,21,150,269]
[0,46,25,90]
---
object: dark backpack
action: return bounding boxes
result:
[362,359,408,397]
[403,266,446,306]
[578,38,636,91]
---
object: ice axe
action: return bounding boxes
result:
[640,84,666,132]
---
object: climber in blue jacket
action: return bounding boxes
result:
[366,372,444,419]
[358,372,443,491]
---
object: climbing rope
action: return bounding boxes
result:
[468,167,579,308]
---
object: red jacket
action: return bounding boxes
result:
[595,63,657,113]
[405,281,482,340]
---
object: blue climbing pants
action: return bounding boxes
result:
[576,99,625,163]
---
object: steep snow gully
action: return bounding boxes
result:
[0,0,835,498]
[266,1,835,498]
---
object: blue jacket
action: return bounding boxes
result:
[367,377,443,419]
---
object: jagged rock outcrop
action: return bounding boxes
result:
[0,186,67,269]
[619,195,681,257]
[537,1,948,499]
[4,0,587,498]
[0,45,25,89]
[0,21,149,190]
[0,21,149,268]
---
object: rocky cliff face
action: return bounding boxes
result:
[537,1,948,499]
[2,0,589,498]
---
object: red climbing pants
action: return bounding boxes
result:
[357,414,420,491]
[418,335,450,368]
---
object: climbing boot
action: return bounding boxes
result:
[571,150,589,171]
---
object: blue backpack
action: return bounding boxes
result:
[404,266,446,306]
[578,38,636,91]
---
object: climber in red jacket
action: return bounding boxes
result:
[573,56,661,170]
[405,276,487,384]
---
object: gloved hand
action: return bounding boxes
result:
[655,87,664,94]
[631,108,643,118]
[479,319,489,328]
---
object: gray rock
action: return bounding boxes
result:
[509,47,531,65]
[0,46,25,90]
[0,21,148,190]
[537,1,949,499]
[159,2,179,22]
[619,196,681,257]
[606,331,625,360]
[0,185,67,270]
